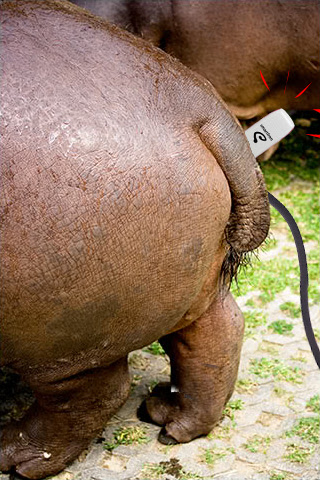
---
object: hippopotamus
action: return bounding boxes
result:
[71,0,320,120]
[0,1,270,478]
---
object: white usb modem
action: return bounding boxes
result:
[245,109,295,157]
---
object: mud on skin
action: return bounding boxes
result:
[0,1,269,478]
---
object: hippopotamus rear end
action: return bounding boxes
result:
[0,1,269,478]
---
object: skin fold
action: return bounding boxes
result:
[0,1,269,478]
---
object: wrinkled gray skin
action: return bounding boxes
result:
[72,0,320,119]
[0,1,269,478]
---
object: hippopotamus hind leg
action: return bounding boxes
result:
[138,291,244,444]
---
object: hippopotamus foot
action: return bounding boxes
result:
[0,357,130,479]
[138,291,244,444]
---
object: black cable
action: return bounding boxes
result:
[268,192,320,369]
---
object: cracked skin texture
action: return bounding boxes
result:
[0,1,269,478]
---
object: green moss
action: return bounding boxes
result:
[104,426,150,451]
[207,424,231,440]
[232,248,319,305]
[223,399,244,426]
[202,446,235,466]
[244,310,267,330]
[262,236,278,252]
[269,472,288,480]
[284,443,315,463]
[268,319,294,335]
[260,118,320,190]
[306,394,320,413]
[285,417,319,444]
[289,353,307,363]
[243,435,271,454]
[235,378,258,394]
[143,341,166,356]
[258,342,280,355]
[249,358,303,383]
[130,374,142,391]
[273,386,288,397]
[230,128,319,307]
[232,256,300,304]
[245,298,256,308]
[148,380,159,393]
[275,187,320,242]
[314,328,320,341]
[279,302,301,318]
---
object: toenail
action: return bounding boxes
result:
[43,452,52,459]
[171,385,179,392]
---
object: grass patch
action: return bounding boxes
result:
[258,342,280,355]
[235,378,258,394]
[314,328,320,341]
[207,424,231,440]
[273,386,288,397]
[147,380,159,393]
[243,435,271,454]
[245,298,256,308]
[143,341,165,356]
[306,250,320,303]
[285,417,319,444]
[233,249,319,306]
[130,374,142,391]
[280,302,300,318]
[284,443,315,464]
[260,119,320,190]
[202,446,235,466]
[269,472,288,480]
[232,256,300,304]
[268,319,294,335]
[249,358,303,383]
[231,132,320,305]
[222,399,244,426]
[128,352,150,370]
[244,310,267,337]
[262,235,278,252]
[306,394,320,413]
[104,426,150,451]
[274,187,320,242]
[290,353,307,363]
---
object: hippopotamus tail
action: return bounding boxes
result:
[197,102,270,285]
[198,108,270,254]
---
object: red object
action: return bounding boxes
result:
[260,70,270,91]
[295,82,312,98]
[307,110,320,138]
[284,71,290,94]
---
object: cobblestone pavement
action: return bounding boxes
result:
[1,176,319,480]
